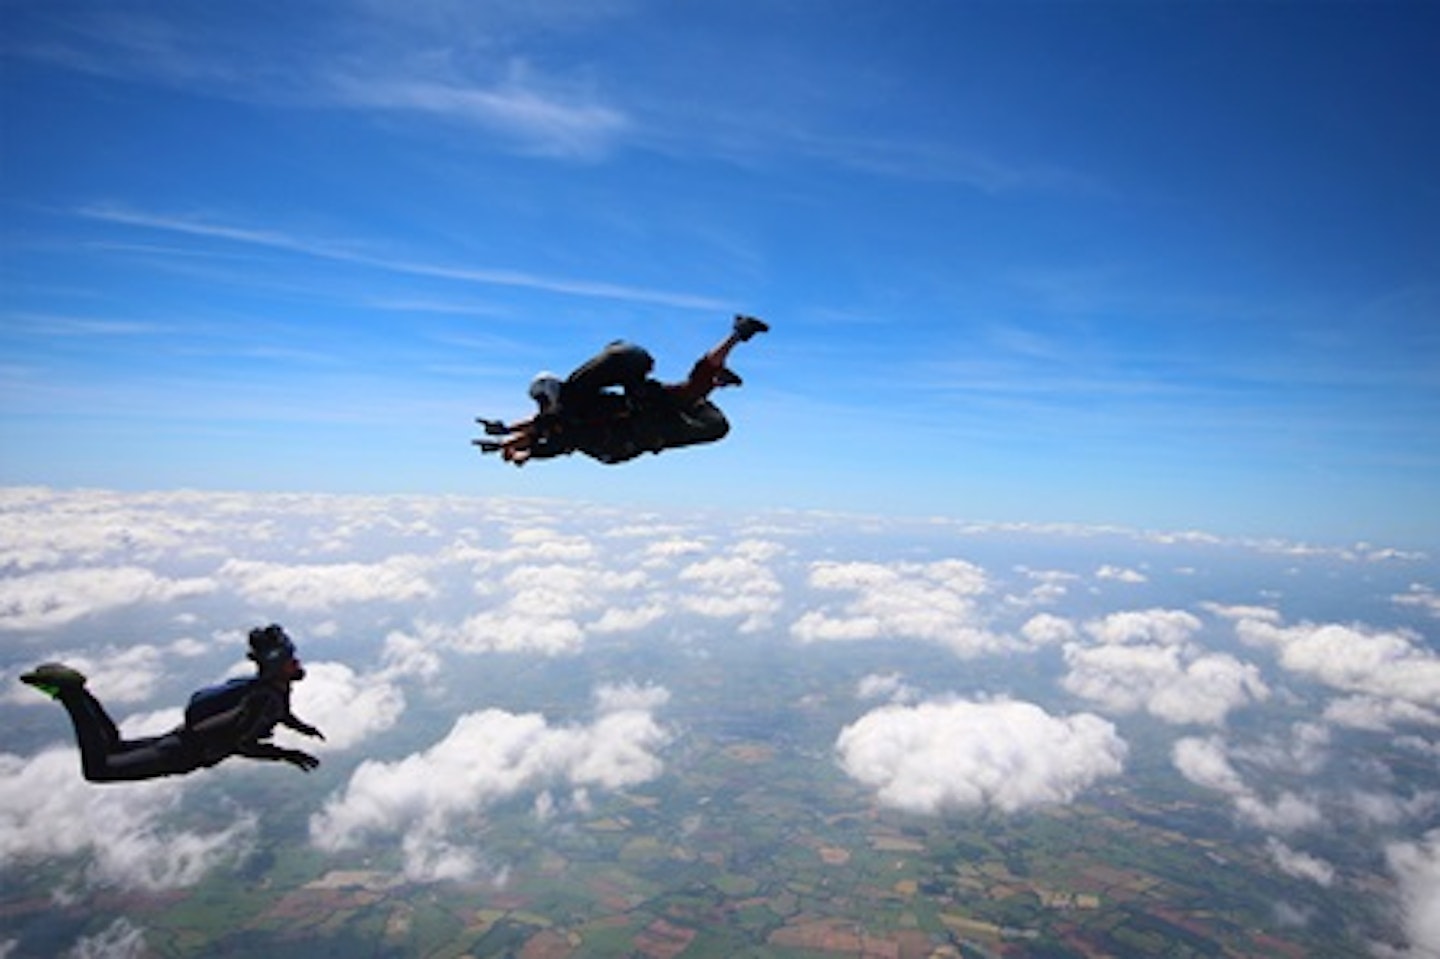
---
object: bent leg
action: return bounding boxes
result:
[657,398,730,450]
[56,689,122,780]
[562,341,655,406]
[669,317,767,405]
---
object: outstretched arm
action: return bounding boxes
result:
[235,741,320,771]
[281,712,324,740]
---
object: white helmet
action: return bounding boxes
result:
[528,372,561,408]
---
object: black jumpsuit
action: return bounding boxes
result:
[57,682,311,783]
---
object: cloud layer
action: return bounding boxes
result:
[0,488,1435,954]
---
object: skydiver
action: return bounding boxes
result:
[475,314,769,465]
[18,625,324,783]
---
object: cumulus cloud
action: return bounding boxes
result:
[499,527,597,564]
[442,562,652,656]
[1060,609,1267,726]
[1393,584,1440,619]
[219,555,437,611]
[0,566,215,631]
[1020,613,1078,647]
[641,537,709,565]
[593,681,670,714]
[378,629,445,682]
[1084,608,1202,646]
[1096,564,1147,584]
[0,488,222,572]
[0,749,256,891]
[1231,722,1330,776]
[1062,641,1268,726]
[310,686,672,882]
[856,672,919,704]
[1266,838,1335,887]
[289,660,406,751]
[1383,830,1440,958]
[792,559,1014,657]
[1204,602,1283,624]
[1010,568,1077,607]
[1236,618,1440,710]
[1349,791,1440,829]
[677,540,785,633]
[1172,735,1248,794]
[1234,791,1324,834]
[834,699,1127,814]
[66,917,148,959]
[1324,695,1440,732]
[1172,736,1321,834]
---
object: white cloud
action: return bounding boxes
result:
[310,692,672,882]
[1234,791,1324,834]
[289,661,406,751]
[1061,642,1268,726]
[834,699,1127,815]
[1393,584,1440,619]
[0,488,223,572]
[677,541,785,633]
[0,566,215,631]
[443,561,652,656]
[1010,568,1076,607]
[1383,830,1440,958]
[1349,791,1440,829]
[501,527,597,564]
[1084,608,1202,646]
[1266,838,1335,887]
[1172,736,1321,834]
[591,603,667,634]
[1324,695,1440,732]
[642,537,709,565]
[1096,564,1147,584]
[1231,722,1330,776]
[219,555,437,611]
[856,672,919,704]
[1237,618,1440,710]
[378,629,444,682]
[792,559,1014,657]
[1020,613,1078,647]
[0,749,256,891]
[66,917,148,959]
[594,681,670,714]
[1203,602,1282,624]
[1172,736,1247,794]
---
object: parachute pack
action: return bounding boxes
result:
[185,677,257,727]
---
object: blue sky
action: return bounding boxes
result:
[2,0,1437,545]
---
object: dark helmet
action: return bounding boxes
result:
[248,624,301,678]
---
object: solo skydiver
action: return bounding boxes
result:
[19,625,323,783]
